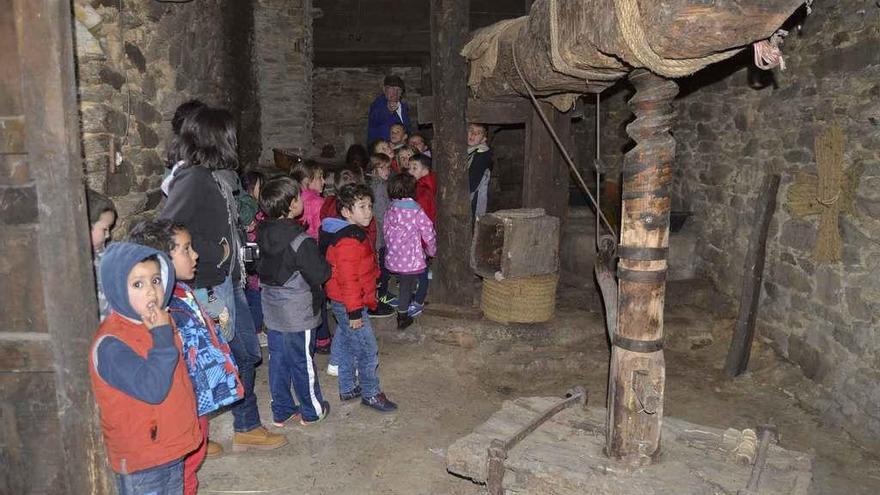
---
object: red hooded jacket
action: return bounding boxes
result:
[319,218,379,319]
[415,171,437,223]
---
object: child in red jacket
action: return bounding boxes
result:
[319,184,398,413]
[409,154,436,224]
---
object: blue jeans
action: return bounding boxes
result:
[115,458,183,495]
[244,286,263,332]
[267,329,326,422]
[228,285,263,432]
[377,247,392,297]
[330,301,381,399]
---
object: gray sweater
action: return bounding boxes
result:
[371,175,391,250]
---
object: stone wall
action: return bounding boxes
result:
[313,66,423,157]
[670,3,880,443]
[74,0,259,231]
[254,0,314,165]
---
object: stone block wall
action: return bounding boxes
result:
[255,0,314,165]
[313,66,423,157]
[74,0,259,231]
[670,3,880,443]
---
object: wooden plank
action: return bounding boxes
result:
[0,333,54,372]
[447,399,813,494]
[430,0,474,305]
[0,116,25,154]
[0,374,65,494]
[522,102,571,222]
[418,96,530,125]
[725,174,781,376]
[13,0,111,492]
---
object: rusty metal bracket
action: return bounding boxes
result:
[487,386,589,495]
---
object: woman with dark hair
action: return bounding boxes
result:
[159,106,287,455]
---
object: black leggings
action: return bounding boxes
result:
[397,273,419,312]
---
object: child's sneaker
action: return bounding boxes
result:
[299,401,331,425]
[397,311,414,330]
[326,363,339,376]
[258,332,268,348]
[368,302,395,318]
[361,392,398,413]
[271,412,302,428]
[378,293,399,308]
[339,385,362,401]
[407,302,424,318]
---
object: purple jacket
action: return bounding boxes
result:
[383,199,437,274]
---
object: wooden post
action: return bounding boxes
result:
[606,69,678,465]
[0,0,112,492]
[430,0,473,305]
[724,174,781,376]
[522,102,572,223]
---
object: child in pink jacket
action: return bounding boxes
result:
[290,161,325,239]
[383,174,437,330]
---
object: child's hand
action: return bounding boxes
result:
[142,304,171,329]
[350,318,364,329]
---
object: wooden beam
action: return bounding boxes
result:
[417,96,530,125]
[430,0,473,305]
[724,174,781,376]
[12,0,111,492]
[314,50,429,68]
[522,102,571,222]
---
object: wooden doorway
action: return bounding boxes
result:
[1,1,111,493]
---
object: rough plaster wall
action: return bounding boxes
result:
[313,66,422,156]
[670,3,880,442]
[74,0,258,231]
[255,0,313,164]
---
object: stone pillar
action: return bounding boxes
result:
[606,69,678,465]
[254,0,313,165]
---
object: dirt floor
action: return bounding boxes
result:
[200,281,880,495]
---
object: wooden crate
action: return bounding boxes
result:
[470,208,560,279]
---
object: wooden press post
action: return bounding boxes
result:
[606,69,678,465]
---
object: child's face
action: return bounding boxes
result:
[127,260,165,321]
[408,136,427,153]
[251,179,262,202]
[467,125,487,147]
[389,126,407,145]
[342,197,373,227]
[287,196,304,219]
[375,163,391,181]
[170,230,198,281]
[409,161,428,180]
[376,141,393,157]
[90,211,116,251]
[307,172,325,193]
[397,149,413,168]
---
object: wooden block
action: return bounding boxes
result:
[471,208,560,279]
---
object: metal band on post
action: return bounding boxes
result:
[612,335,664,353]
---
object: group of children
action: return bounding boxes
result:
[86,96,492,494]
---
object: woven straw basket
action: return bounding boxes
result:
[481,273,559,323]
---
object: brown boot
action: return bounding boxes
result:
[205,440,224,459]
[232,426,288,452]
